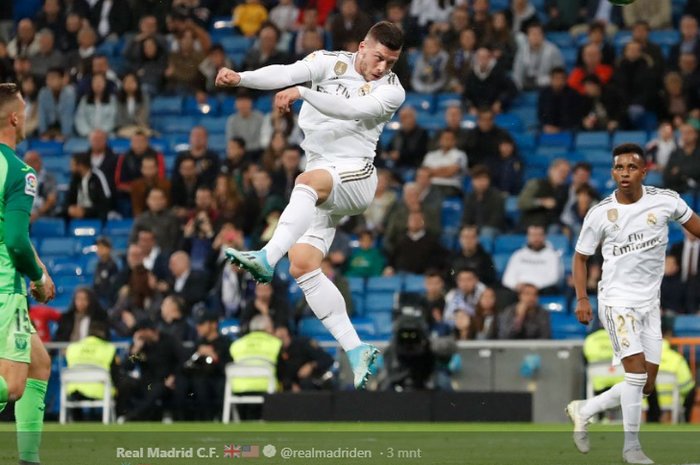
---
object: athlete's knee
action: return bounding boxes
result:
[295,171,332,202]
[290,259,320,280]
[5,379,26,401]
[289,246,324,280]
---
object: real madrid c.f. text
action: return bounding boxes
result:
[116,447,218,458]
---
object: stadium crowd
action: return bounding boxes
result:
[1,0,699,419]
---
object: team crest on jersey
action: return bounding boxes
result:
[24,173,37,197]
[358,83,372,96]
[607,209,618,222]
[334,61,348,76]
[621,338,630,349]
[647,213,657,226]
[14,335,27,351]
[304,52,317,61]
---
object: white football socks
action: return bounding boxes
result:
[263,184,318,266]
[296,268,362,352]
[621,373,647,451]
[579,381,625,419]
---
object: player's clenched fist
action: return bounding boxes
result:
[216,67,241,87]
[574,298,593,325]
[275,87,301,113]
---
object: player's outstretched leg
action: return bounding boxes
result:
[566,382,625,454]
[16,334,50,465]
[226,175,329,283]
[289,244,378,390]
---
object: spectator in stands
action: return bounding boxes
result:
[505,0,538,33]
[135,227,170,280]
[115,131,165,196]
[452,310,474,340]
[616,41,656,126]
[444,268,486,323]
[214,173,244,222]
[383,182,442,257]
[172,156,202,219]
[19,79,38,137]
[518,158,570,230]
[385,1,421,50]
[269,0,299,32]
[579,75,620,132]
[221,137,247,181]
[182,187,220,269]
[686,0,700,23]
[130,155,172,217]
[329,0,373,50]
[75,73,117,137]
[65,152,112,221]
[295,257,354,320]
[0,41,14,82]
[657,72,700,128]
[117,318,185,422]
[411,35,449,94]
[123,15,167,62]
[387,106,429,171]
[462,165,506,237]
[240,282,289,334]
[471,0,493,40]
[275,324,333,391]
[260,107,303,150]
[37,67,76,140]
[93,235,118,300]
[473,286,499,339]
[545,0,585,31]
[664,124,700,193]
[294,27,324,62]
[271,148,302,203]
[225,91,264,156]
[199,44,234,96]
[464,106,511,167]
[582,1,623,28]
[463,47,517,114]
[568,43,613,95]
[576,22,615,67]
[173,126,220,188]
[64,24,96,77]
[538,67,580,134]
[631,21,665,76]
[130,36,168,95]
[560,162,599,237]
[679,53,700,97]
[29,29,63,78]
[261,131,288,172]
[419,270,446,332]
[384,211,445,276]
[447,29,477,93]
[158,295,195,342]
[433,5,469,53]
[669,16,700,67]
[233,0,268,37]
[77,55,120,100]
[449,225,497,286]
[661,254,685,313]
[83,129,118,196]
[108,244,148,331]
[89,0,131,42]
[503,225,563,295]
[431,105,469,153]
[7,19,39,59]
[241,22,291,74]
[166,29,208,94]
[488,11,517,71]
[346,230,385,278]
[159,251,210,314]
[414,165,445,210]
[646,121,679,172]
[24,151,58,222]
[12,56,31,84]
[421,129,468,199]
[116,73,151,138]
[513,23,564,92]
[669,229,700,313]
[364,169,397,233]
[131,188,180,252]
[186,306,231,421]
[410,0,464,32]
[209,239,247,318]
[55,287,109,342]
[486,135,524,196]
[293,7,325,56]
[498,283,551,339]
[35,0,63,38]
[242,168,283,235]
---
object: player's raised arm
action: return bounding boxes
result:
[215,61,314,91]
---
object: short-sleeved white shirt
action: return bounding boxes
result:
[298,50,405,165]
[421,148,468,189]
[576,186,693,307]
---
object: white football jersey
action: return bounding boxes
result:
[298,50,405,165]
[576,186,693,307]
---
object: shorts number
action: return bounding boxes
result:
[616,314,636,334]
[15,308,31,333]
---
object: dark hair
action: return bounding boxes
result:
[633,20,650,30]
[575,183,597,197]
[470,164,491,179]
[612,143,645,159]
[573,161,593,173]
[589,21,606,34]
[526,22,543,33]
[68,286,104,317]
[137,226,155,237]
[456,268,478,277]
[210,44,224,54]
[72,152,91,168]
[582,74,601,86]
[358,229,374,239]
[88,320,110,340]
[86,72,109,105]
[46,67,65,77]
[551,66,567,76]
[425,269,443,280]
[258,21,281,40]
[0,83,20,113]
[230,136,246,148]
[441,128,458,138]
[366,21,403,51]
[118,72,144,104]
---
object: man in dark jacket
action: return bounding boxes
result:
[275,325,334,391]
[65,152,112,221]
[463,47,517,115]
[517,158,570,230]
[173,126,220,188]
[664,124,700,193]
[114,131,165,196]
[83,129,118,199]
[464,107,512,168]
[498,284,551,339]
[538,67,580,133]
[448,226,497,287]
[387,106,429,170]
[462,165,506,236]
[614,41,655,125]
[385,212,446,276]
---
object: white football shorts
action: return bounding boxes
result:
[598,300,662,366]
[296,159,377,255]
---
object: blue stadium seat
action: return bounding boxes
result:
[379,129,395,149]
[107,138,131,153]
[582,149,613,167]
[219,318,240,339]
[31,218,65,237]
[545,32,574,49]
[351,317,377,336]
[275,257,291,281]
[370,312,393,336]
[548,234,570,253]
[49,292,74,312]
[104,218,134,236]
[649,30,680,46]
[51,262,85,278]
[403,274,425,293]
[364,292,395,313]
[184,96,220,116]
[523,151,554,170]
[148,138,168,153]
[645,170,663,187]
[219,96,236,114]
[348,277,365,293]
[209,134,227,152]
[495,113,524,133]
[612,31,633,48]
[539,295,568,313]
[68,219,102,237]
[681,193,696,211]
[492,253,510,278]
[575,131,610,150]
[505,196,520,226]
[512,133,536,152]
[156,116,197,135]
[478,235,494,254]
[41,155,70,174]
[220,36,254,54]
[63,138,90,154]
[199,116,228,135]
[612,131,648,147]
[288,281,303,305]
[40,238,77,256]
[435,93,462,112]
[538,132,573,149]
[561,47,577,70]
[511,91,538,108]
[550,312,587,339]
[84,255,100,275]
[404,93,434,113]
[229,52,246,68]
[254,95,274,113]
[509,107,538,131]
[150,96,183,116]
[299,317,328,337]
[28,140,63,157]
[441,198,463,233]
[351,291,365,317]
[674,315,700,337]
[494,234,526,254]
[367,276,402,293]
[415,112,446,131]
[441,232,457,251]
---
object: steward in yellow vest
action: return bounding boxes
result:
[229,315,282,394]
[65,321,119,400]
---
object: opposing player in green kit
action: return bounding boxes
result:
[0,83,56,465]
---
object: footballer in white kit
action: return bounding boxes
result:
[215,21,405,390]
[566,143,700,464]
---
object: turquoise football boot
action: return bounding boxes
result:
[346,343,380,390]
[225,248,274,284]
